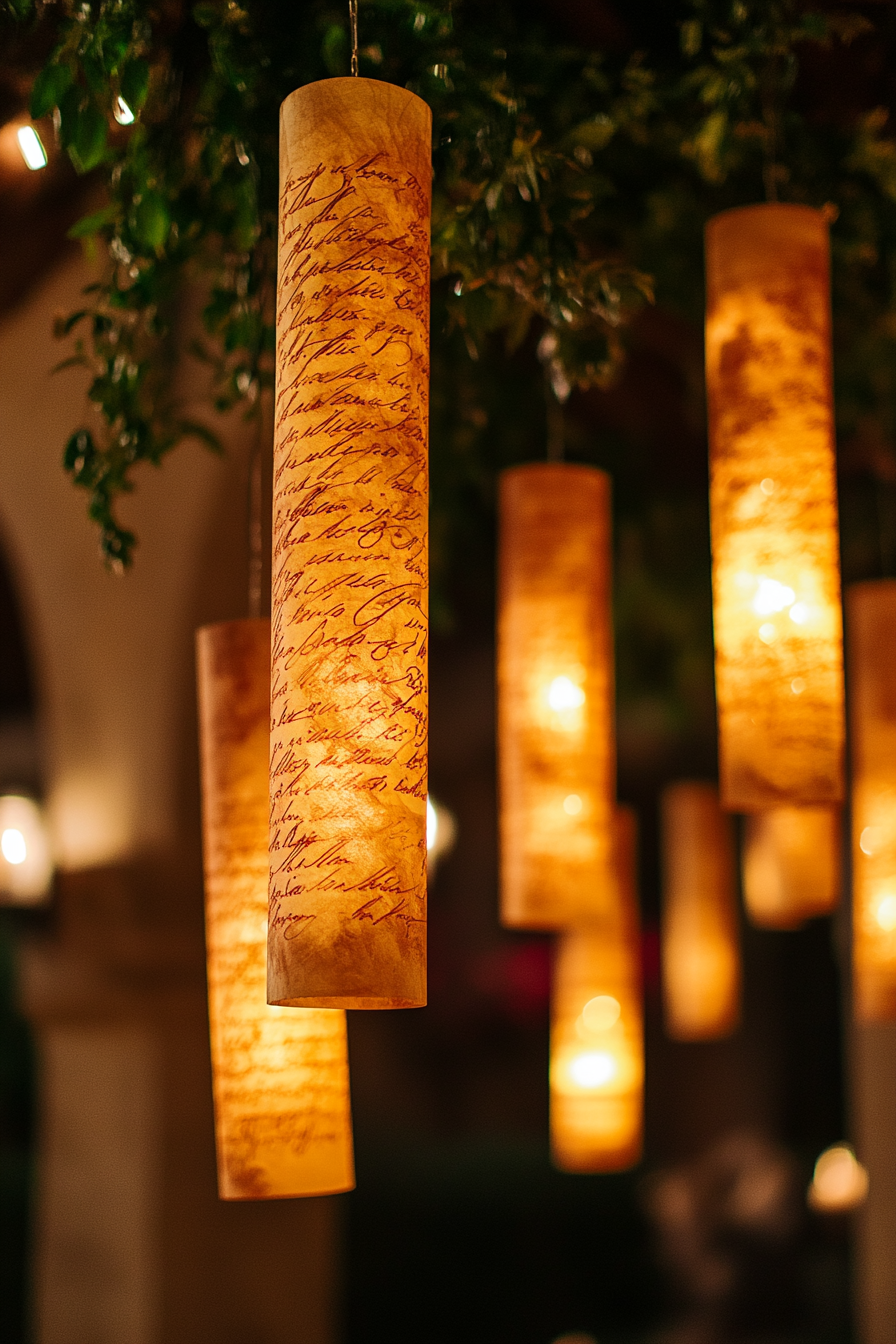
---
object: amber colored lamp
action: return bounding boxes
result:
[197,619,354,1198]
[270,79,431,1008]
[705,204,845,812]
[742,806,841,929]
[661,782,740,1041]
[847,581,896,1021]
[550,807,642,1173]
[498,463,616,928]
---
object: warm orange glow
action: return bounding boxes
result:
[661,782,740,1040]
[498,463,615,928]
[705,204,844,811]
[807,1144,869,1213]
[847,581,896,1021]
[197,619,354,1198]
[270,79,431,1008]
[550,807,642,1173]
[742,806,841,929]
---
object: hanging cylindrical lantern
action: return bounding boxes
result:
[742,806,841,929]
[847,581,896,1022]
[661,781,740,1041]
[270,79,431,1008]
[550,807,643,1173]
[197,619,354,1198]
[705,204,844,812]
[498,463,615,928]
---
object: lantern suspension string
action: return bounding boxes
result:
[349,0,359,76]
[248,402,264,620]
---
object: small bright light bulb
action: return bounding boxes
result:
[581,995,620,1032]
[753,578,795,616]
[1,829,26,865]
[547,676,585,711]
[808,1144,869,1213]
[17,125,47,171]
[563,794,582,816]
[426,796,437,851]
[758,623,777,644]
[789,603,809,624]
[875,894,896,932]
[569,1050,616,1089]
[760,478,775,496]
[114,96,135,126]
[860,827,877,857]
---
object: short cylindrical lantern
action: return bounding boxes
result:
[661,782,740,1040]
[742,806,841,929]
[270,79,431,1008]
[551,807,643,1173]
[705,204,845,812]
[847,581,896,1022]
[498,463,616,928]
[197,619,354,1198]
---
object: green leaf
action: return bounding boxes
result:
[322,24,348,77]
[70,101,108,173]
[30,62,74,120]
[68,205,118,239]
[134,192,170,250]
[121,60,150,112]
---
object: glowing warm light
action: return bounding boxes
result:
[197,619,354,1198]
[550,808,642,1173]
[0,795,52,905]
[742,806,841,929]
[498,463,616,928]
[808,1144,869,1214]
[705,204,844,810]
[17,124,47,170]
[426,793,456,878]
[661,782,740,1040]
[114,96,135,125]
[269,79,431,1009]
[847,581,896,1020]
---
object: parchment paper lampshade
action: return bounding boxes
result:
[705,204,844,812]
[847,581,896,1021]
[197,619,354,1198]
[661,782,740,1041]
[498,463,615,928]
[550,807,643,1173]
[270,79,431,1009]
[742,806,841,929]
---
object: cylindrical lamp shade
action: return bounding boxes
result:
[270,79,431,1008]
[661,782,740,1040]
[705,204,844,811]
[847,582,896,1021]
[743,806,841,929]
[550,807,643,1173]
[197,620,354,1198]
[498,463,615,928]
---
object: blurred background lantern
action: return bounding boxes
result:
[742,806,841,929]
[269,79,431,1009]
[426,794,456,880]
[550,806,642,1172]
[807,1144,869,1214]
[705,204,844,812]
[197,619,354,1198]
[498,463,615,928]
[847,581,896,1021]
[661,782,740,1041]
[0,793,51,905]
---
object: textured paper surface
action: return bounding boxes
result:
[198,619,354,1199]
[848,582,896,1021]
[270,79,431,1008]
[661,782,740,1041]
[706,204,844,810]
[550,808,643,1173]
[498,463,616,928]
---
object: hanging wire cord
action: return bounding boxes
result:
[350,0,359,76]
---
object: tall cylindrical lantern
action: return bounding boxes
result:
[661,782,740,1041]
[498,463,616,928]
[705,204,844,812]
[550,807,643,1173]
[197,619,355,1199]
[270,80,431,1008]
[742,806,841,929]
[847,581,896,1021]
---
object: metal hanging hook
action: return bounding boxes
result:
[350,0,359,76]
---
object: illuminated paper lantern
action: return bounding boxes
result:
[661,782,740,1040]
[550,807,643,1173]
[847,581,896,1021]
[498,463,615,928]
[705,204,844,811]
[197,619,354,1198]
[270,79,431,1008]
[742,806,841,929]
